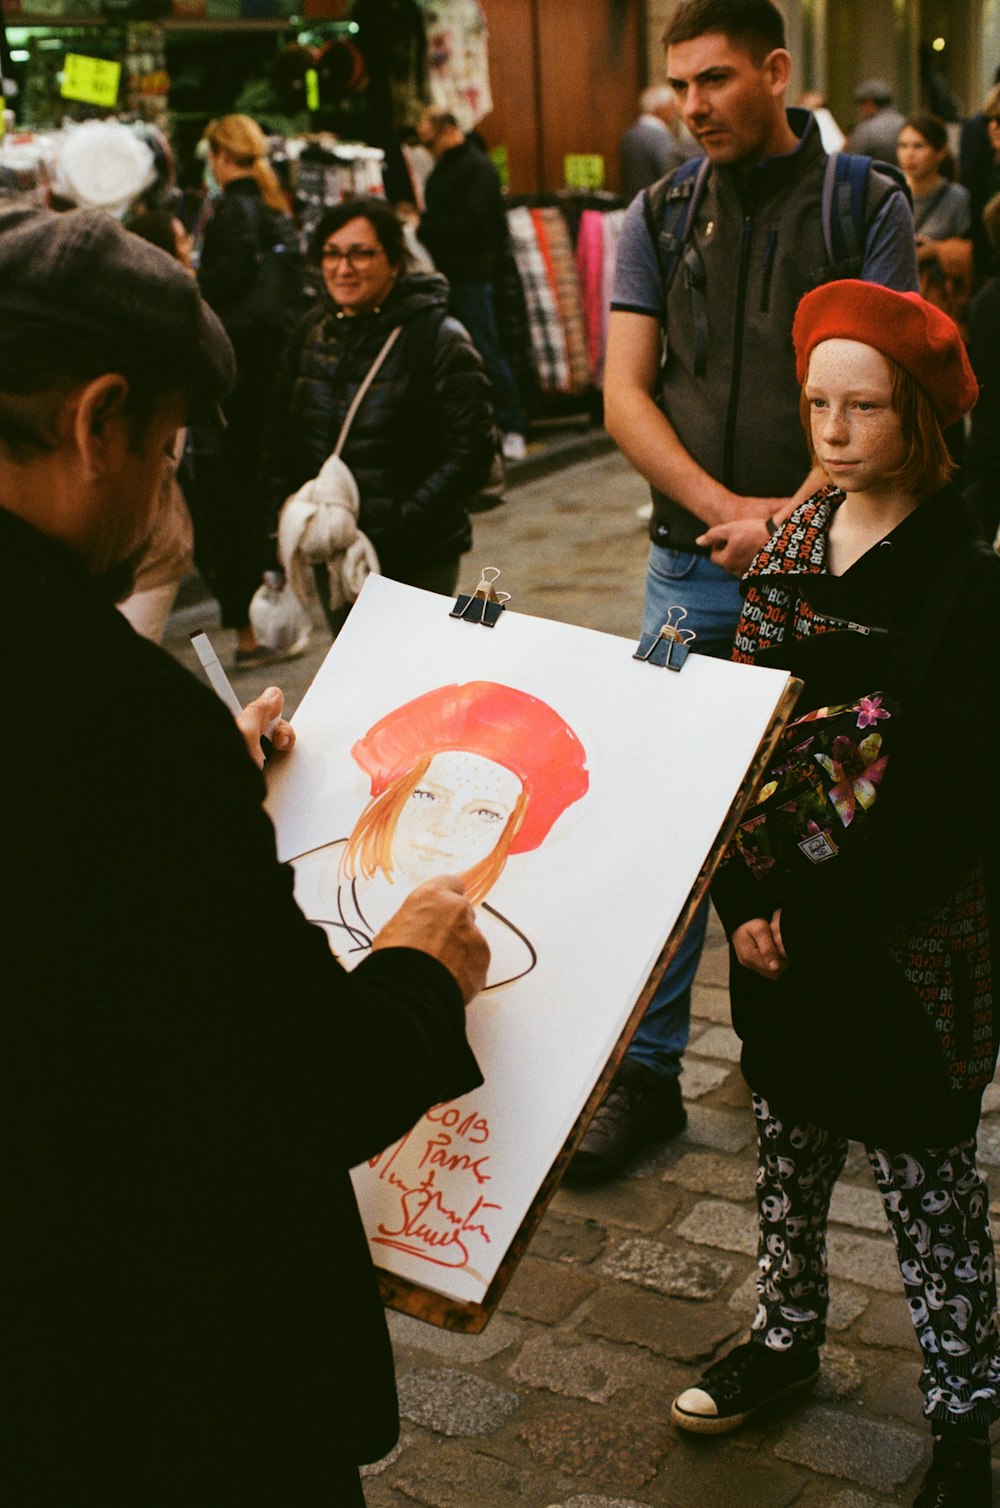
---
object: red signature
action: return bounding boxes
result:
[367,1103,502,1269]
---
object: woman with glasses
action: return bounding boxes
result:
[261,196,494,633]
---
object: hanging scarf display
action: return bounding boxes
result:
[423,0,493,130]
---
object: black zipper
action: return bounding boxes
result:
[813,612,890,636]
[760,230,777,313]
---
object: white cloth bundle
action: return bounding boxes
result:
[277,453,380,614]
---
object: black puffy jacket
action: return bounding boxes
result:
[261,271,493,580]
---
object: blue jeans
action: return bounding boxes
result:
[448,281,525,436]
[627,544,744,1080]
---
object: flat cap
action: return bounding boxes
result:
[853,77,893,106]
[793,279,978,429]
[0,205,235,424]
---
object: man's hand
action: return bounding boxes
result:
[236,685,295,770]
[732,912,788,980]
[696,516,772,576]
[372,876,490,1004]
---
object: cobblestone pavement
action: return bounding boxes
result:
[165,452,1000,1507]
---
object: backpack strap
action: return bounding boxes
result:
[642,154,712,375]
[822,152,911,278]
[642,154,712,292]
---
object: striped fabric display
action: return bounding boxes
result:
[506,205,571,393]
[531,207,590,394]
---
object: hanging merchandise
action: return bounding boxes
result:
[530,206,590,395]
[506,204,571,394]
[349,0,428,129]
[54,118,157,218]
[423,0,492,131]
[293,138,385,241]
[575,209,605,385]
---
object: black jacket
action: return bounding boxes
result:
[713,487,1000,1147]
[419,138,508,284]
[262,270,492,580]
[0,507,482,1503]
[198,178,306,351]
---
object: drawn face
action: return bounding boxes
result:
[391,751,523,888]
[805,338,907,498]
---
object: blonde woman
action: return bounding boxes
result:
[197,115,307,666]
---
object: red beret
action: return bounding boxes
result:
[351,682,589,854]
[792,280,978,428]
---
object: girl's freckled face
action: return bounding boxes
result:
[805,339,907,497]
[391,751,523,886]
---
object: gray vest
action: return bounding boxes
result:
[653,119,864,550]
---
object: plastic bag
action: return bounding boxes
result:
[249,571,312,654]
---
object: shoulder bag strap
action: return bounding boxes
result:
[332,325,403,457]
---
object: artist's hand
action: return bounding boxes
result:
[236,685,295,770]
[732,912,788,980]
[372,876,491,1004]
[696,517,771,576]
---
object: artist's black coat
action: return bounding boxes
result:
[0,507,482,1504]
[713,487,1000,1148]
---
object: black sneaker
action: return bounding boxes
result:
[567,1059,686,1185]
[913,1431,992,1507]
[671,1340,820,1435]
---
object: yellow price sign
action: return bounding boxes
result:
[490,144,509,188]
[305,68,320,112]
[564,154,605,190]
[61,54,122,109]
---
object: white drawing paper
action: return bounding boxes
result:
[266,575,791,1304]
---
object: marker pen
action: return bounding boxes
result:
[190,631,282,740]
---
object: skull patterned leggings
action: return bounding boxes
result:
[751,1094,1000,1427]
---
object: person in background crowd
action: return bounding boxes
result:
[117,208,197,643]
[896,111,973,352]
[965,193,1000,545]
[416,106,527,462]
[580,0,917,1187]
[847,77,906,164]
[898,111,971,244]
[618,84,702,202]
[197,113,307,668]
[959,66,1000,212]
[964,82,1000,281]
[677,279,999,1508]
[0,202,489,1507]
[261,197,493,633]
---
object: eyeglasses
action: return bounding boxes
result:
[320,245,382,267]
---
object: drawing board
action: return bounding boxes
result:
[265,574,797,1326]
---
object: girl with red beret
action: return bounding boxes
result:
[671,281,1000,1508]
[289,681,589,991]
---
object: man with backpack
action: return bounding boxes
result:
[570,0,918,1185]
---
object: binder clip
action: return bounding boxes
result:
[450,566,510,628]
[633,605,697,671]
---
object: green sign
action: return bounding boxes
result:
[61,54,121,109]
[489,144,509,188]
[564,153,605,190]
[305,68,320,113]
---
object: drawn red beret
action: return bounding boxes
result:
[352,682,590,854]
[792,279,978,427]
